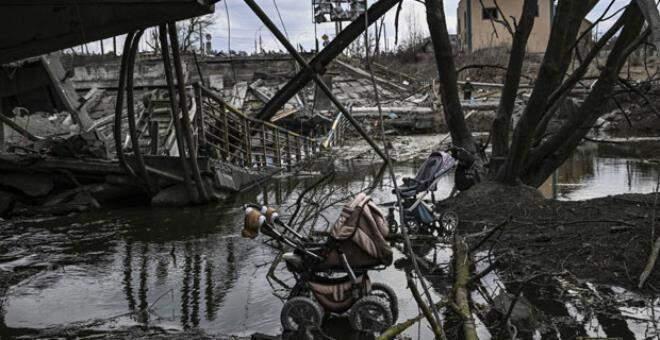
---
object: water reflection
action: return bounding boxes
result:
[539,142,660,200]
[123,241,136,315]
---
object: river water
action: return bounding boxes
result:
[1,141,659,338]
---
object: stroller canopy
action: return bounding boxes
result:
[327,193,392,267]
[400,151,456,197]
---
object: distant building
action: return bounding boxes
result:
[457,0,592,54]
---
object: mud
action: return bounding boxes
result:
[445,183,659,292]
[441,184,660,338]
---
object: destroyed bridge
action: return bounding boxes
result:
[0,0,428,212]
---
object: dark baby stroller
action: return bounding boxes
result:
[242,193,398,334]
[388,151,459,237]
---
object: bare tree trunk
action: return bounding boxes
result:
[496,0,596,184]
[0,120,4,152]
[532,11,628,143]
[522,4,646,187]
[489,0,538,173]
[426,0,476,152]
[637,0,660,49]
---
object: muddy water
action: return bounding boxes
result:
[1,141,659,338]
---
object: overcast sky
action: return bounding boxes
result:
[204,0,633,53]
[87,0,635,55]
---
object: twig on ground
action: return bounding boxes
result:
[638,173,660,289]
[405,271,445,339]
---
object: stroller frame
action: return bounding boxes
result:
[242,203,398,334]
[389,151,459,238]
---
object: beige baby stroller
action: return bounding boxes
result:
[242,193,398,334]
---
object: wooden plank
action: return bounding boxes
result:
[335,59,408,92]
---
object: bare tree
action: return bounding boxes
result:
[146,14,215,53]
[425,0,652,188]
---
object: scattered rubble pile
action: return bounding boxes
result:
[216,58,440,136]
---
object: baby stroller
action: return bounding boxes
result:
[242,193,398,334]
[388,151,459,238]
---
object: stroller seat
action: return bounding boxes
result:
[396,151,456,198]
[397,178,420,199]
[283,193,392,274]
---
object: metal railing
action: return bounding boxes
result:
[322,111,349,149]
[194,84,319,169]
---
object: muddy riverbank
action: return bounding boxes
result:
[438,184,660,338]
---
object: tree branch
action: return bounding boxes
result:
[522,7,647,187]
[496,0,597,184]
[489,0,537,171]
[426,0,476,152]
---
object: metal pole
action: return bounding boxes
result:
[125,29,153,193]
[194,83,207,150]
[261,124,268,168]
[242,0,388,162]
[159,24,196,202]
[113,31,137,177]
[168,22,210,203]
[150,121,160,155]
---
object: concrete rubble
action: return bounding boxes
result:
[1,49,599,219]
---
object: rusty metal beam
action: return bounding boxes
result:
[255,0,400,121]
[243,0,389,162]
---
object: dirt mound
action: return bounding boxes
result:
[440,183,660,293]
[438,181,546,223]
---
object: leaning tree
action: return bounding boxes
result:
[426,0,659,188]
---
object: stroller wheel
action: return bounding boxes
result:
[405,219,421,234]
[349,295,393,334]
[439,210,459,237]
[280,296,323,332]
[370,282,399,323]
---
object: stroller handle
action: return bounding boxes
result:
[241,204,323,261]
[243,204,308,241]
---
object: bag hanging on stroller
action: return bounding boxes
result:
[319,193,393,270]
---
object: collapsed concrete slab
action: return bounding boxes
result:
[0,0,215,65]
